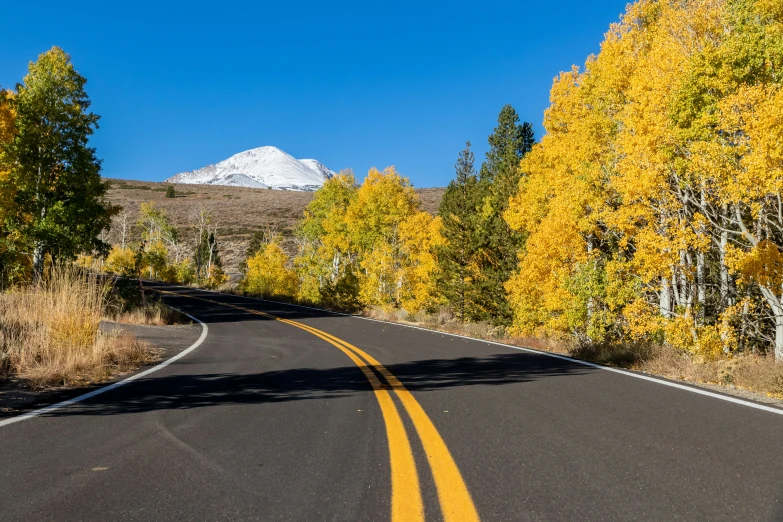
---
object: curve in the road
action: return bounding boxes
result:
[248,295,783,417]
[163,289,480,522]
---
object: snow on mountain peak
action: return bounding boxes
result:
[166,146,335,191]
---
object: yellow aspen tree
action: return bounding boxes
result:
[104,245,137,277]
[504,35,625,340]
[652,0,783,355]
[346,167,419,309]
[607,0,718,348]
[398,212,445,314]
[0,90,23,281]
[244,239,299,298]
[294,171,358,307]
[713,85,783,358]
[206,264,228,289]
[504,0,783,359]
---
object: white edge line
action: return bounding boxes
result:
[177,285,783,417]
[0,308,208,429]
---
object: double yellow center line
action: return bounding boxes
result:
[161,290,479,522]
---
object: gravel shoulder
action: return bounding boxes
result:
[0,321,202,418]
[668,377,783,409]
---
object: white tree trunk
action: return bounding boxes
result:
[672,266,682,309]
[719,226,730,306]
[120,212,129,249]
[331,253,340,281]
[696,250,706,320]
[586,234,595,325]
[32,244,45,282]
[760,285,783,361]
[660,276,672,318]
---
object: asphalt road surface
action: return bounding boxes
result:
[2,284,783,521]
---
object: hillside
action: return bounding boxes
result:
[105,178,445,277]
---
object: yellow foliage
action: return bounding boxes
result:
[74,254,99,271]
[244,241,299,298]
[623,298,663,341]
[358,241,399,310]
[206,264,228,289]
[663,315,697,354]
[503,0,783,357]
[346,166,419,250]
[291,166,436,312]
[398,213,444,314]
[0,90,14,145]
[294,171,358,305]
[694,325,725,361]
[104,246,137,277]
[142,241,168,279]
[725,240,783,290]
[348,166,420,309]
[0,91,18,270]
[174,259,196,285]
[158,264,178,284]
[756,0,783,22]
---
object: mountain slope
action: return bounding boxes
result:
[166,146,335,191]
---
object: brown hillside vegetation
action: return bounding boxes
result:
[104,178,444,277]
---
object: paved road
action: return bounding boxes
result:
[2,284,783,521]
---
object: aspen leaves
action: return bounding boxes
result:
[503,0,783,359]
[243,167,443,315]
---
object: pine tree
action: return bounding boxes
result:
[437,142,481,322]
[1,47,111,280]
[475,105,534,324]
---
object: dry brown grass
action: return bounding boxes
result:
[366,307,528,349]
[0,266,156,388]
[114,300,187,326]
[104,178,445,278]
[639,349,783,398]
[364,306,783,400]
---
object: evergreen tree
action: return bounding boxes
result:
[475,105,534,324]
[436,142,481,322]
[1,47,111,280]
[241,230,266,275]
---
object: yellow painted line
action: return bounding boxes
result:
[293,324,480,522]
[158,290,423,522]
[241,308,424,522]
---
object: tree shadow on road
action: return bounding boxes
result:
[156,286,345,323]
[45,351,594,417]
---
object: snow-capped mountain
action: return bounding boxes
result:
[166,146,335,191]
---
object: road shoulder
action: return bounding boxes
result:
[0,321,202,419]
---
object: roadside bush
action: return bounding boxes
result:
[0,265,153,387]
[104,245,137,277]
[243,241,299,298]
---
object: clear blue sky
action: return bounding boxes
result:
[1,1,629,188]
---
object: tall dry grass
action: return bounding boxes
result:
[115,299,186,326]
[0,266,154,388]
